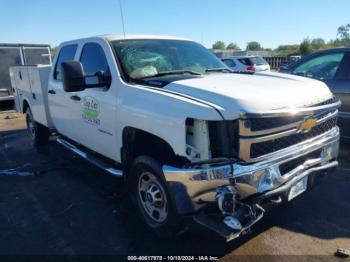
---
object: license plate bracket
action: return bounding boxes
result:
[288,176,308,201]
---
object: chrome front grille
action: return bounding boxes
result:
[239,98,341,163]
[250,117,337,159]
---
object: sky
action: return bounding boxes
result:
[1,0,349,49]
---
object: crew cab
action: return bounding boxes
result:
[10,35,340,241]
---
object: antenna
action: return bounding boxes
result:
[119,0,126,38]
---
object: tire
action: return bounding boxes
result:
[129,156,182,238]
[26,107,50,146]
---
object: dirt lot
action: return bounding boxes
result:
[0,103,349,262]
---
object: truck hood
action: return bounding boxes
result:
[164,72,333,119]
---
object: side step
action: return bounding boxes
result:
[56,138,123,177]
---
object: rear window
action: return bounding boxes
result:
[24,48,51,65]
[239,57,267,66]
[0,47,22,91]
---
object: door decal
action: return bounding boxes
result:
[82,96,100,125]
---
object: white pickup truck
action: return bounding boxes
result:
[10,35,340,241]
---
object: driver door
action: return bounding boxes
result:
[69,42,117,160]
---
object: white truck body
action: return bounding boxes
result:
[10,35,341,241]
[10,65,53,127]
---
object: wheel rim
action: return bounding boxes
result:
[27,114,36,140]
[138,171,168,223]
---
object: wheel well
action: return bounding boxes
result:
[22,100,29,114]
[122,127,188,168]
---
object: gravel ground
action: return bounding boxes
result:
[0,104,349,262]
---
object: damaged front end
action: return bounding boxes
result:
[163,99,340,241]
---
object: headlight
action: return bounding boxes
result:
[185,118,211,161]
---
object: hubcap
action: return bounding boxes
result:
[138,171,168,223]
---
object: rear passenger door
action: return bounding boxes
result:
[48,44,78,139]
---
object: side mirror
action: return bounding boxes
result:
[61,61,86,92]
[61,61,112,92]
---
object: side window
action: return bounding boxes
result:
[293,53,345,81]
[238,58,252,66]
[222,59,236,68]
[54,45,78,81]
[80,43,110,79]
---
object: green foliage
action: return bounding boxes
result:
[299,39,314,56]
[311,38,326,49]
[246,41,262,51]
[274,44,300,56]
[51,47,58,57]
[212,41,226,50]
[212,23,350,57]
[226,43,241,50]
[337,24,350,40]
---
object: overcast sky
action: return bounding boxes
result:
[1,0,349,48]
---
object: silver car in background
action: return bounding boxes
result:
[222,55,270,72]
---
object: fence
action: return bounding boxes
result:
[264,56,288,70]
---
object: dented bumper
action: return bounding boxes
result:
[163,127,339,241]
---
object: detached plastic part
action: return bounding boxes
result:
[335,248,350,258]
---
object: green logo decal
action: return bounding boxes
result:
[82,96,100,125]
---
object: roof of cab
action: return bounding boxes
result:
[102,34,192,42]
[60,35,192,46]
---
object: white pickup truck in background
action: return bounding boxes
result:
[10,35,341,241]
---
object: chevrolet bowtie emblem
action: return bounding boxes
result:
[298,118,317,133]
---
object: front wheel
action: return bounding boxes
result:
[26,108,50,146]
[129,156,182,238]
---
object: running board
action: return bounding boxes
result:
[56,138,123,177]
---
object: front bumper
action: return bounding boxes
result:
[163,127,339,241]
[163,127,340,214]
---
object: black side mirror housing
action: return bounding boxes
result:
[61,61,111,92]
[61,61,86,92]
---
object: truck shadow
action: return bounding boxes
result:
[0,100,14,111]
[0,129,349,257]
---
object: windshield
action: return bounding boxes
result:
[239,57,267,66]
[112,39,226,80]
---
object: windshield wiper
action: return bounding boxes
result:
[205,68,232,73]
[140,70,202,79]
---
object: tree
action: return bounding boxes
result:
[51,47,58,57]
[212,41,226,50]
[299,39,314,56]
[246,41,262,51]
[337,24,350,40]
[226,43,240,50]
[274,44,300,56]
[311,38,326,49]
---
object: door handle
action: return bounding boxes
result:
[70,95,81,101]
[48,90,56,94]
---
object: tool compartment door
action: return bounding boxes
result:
[9,67,23,112]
